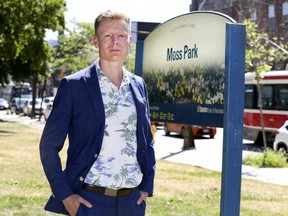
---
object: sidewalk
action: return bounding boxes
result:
[154,128,288,187]
[0,111,46,129]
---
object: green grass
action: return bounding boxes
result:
[0,121,288,215]
[243,149,288,168]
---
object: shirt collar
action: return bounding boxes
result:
[95,59,130,86]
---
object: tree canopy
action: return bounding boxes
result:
[245,19,288,74]
[0,0,66,85]
[52,22,97,72]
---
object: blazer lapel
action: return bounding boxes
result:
[81,63,105,117]
[129,73,147,116]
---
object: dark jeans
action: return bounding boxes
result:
[76,187,146,216]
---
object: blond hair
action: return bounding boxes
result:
[94,10,131,35]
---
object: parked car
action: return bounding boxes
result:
[43,96,54,106]
[0,98,9,110]
[10,97,29,114]
[42,96,54,121]
[23,98,46,116]
[43,103,53,121]
[151,121,164,127]
[164,123,216,138]
[273,120,288,156]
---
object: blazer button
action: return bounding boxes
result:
[94,153,98,158]
[79,176,84,182]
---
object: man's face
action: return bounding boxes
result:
[93,19,132,62]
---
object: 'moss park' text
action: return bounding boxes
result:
[167,43,199,61]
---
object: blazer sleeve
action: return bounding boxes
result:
[144,81,156,196]
[133,75,156,196]
[39,78,74,203]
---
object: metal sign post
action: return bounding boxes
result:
[220,23,246,216]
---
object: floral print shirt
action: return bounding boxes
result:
[84,61,143,189]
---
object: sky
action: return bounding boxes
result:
[46,0,192,40]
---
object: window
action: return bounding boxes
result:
[268,4,275,31]
[251,8,257,21]
[244,83,288,110]
[261,85,273,109]
[283,2,288,25]
[275,84,288,110]
[244,85,256,108]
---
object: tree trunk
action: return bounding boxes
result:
[30,77,37,119]
[182,125,196,150]
[38,79,46,121]
[256,77,267,150]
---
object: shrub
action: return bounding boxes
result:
[243,150,287,168]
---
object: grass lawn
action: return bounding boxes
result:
[0,121,287,215]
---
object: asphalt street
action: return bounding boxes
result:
[1,110,288,187]
[154,126,288,187]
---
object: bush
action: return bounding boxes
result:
[243,150,287,168]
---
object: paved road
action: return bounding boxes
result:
[1,111,288,187]
[154,126,288,187]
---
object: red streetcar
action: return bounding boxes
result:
[243,71,288,145]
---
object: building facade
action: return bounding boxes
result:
[190,0,288,69]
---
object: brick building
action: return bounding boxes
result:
[190,0,288,69]
[191,0,287,38]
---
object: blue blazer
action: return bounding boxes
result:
[39,63,156,214]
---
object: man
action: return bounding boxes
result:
[40,10,156,216]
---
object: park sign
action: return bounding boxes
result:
[140,11,236,127]
[137,11,246,216]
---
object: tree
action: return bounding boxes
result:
[182,125,196,150]
[0,0,65,84]
[245,19,272,149]
[245,19,288,150]
[0,0,65,117]
[52,22,97,72]
[125,44,136,73]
